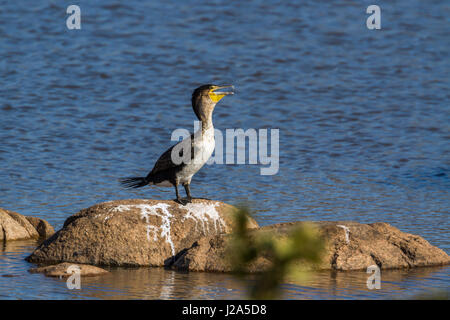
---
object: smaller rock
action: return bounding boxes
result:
[0,208,37,241]
[5,210,39,238]
[29,262,109,277]
[26,217,55,239]
[172,221,450,272]
[0,208,54,241]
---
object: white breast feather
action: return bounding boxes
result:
[178,127,215,183]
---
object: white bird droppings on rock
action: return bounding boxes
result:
[114,203,175,256]
[180,202,226,234]
[337,225,350,244]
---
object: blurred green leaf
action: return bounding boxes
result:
[228,207,325,299]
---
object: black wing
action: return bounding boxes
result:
[146,134,194,178]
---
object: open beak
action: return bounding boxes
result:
[212,85,234,95]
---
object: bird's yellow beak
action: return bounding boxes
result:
[209,85,234,103]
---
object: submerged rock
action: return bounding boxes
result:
[172,221,450,272]
[0,208,54,241]
[26,199,259,267]
[29,262,109,277]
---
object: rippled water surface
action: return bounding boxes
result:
[0,0,449,299]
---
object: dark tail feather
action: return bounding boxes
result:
[119,177,149,189]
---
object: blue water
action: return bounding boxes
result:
[0,0,449,299]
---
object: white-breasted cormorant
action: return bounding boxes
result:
[120,84,234,205]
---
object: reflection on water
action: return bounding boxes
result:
[0,0,449,299]
[0,240,448,300]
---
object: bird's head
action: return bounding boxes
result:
[191,84,234,123]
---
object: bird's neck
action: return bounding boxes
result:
[201,117,214,133]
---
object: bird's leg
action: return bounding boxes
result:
[183,183,192,203]
[174,184,184,205]
[175,182,190,205]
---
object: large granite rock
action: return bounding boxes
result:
[172,221,450,272]
[26,199,259,267]
[0,208,54,241]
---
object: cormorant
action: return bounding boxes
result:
[120,84,234,205]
